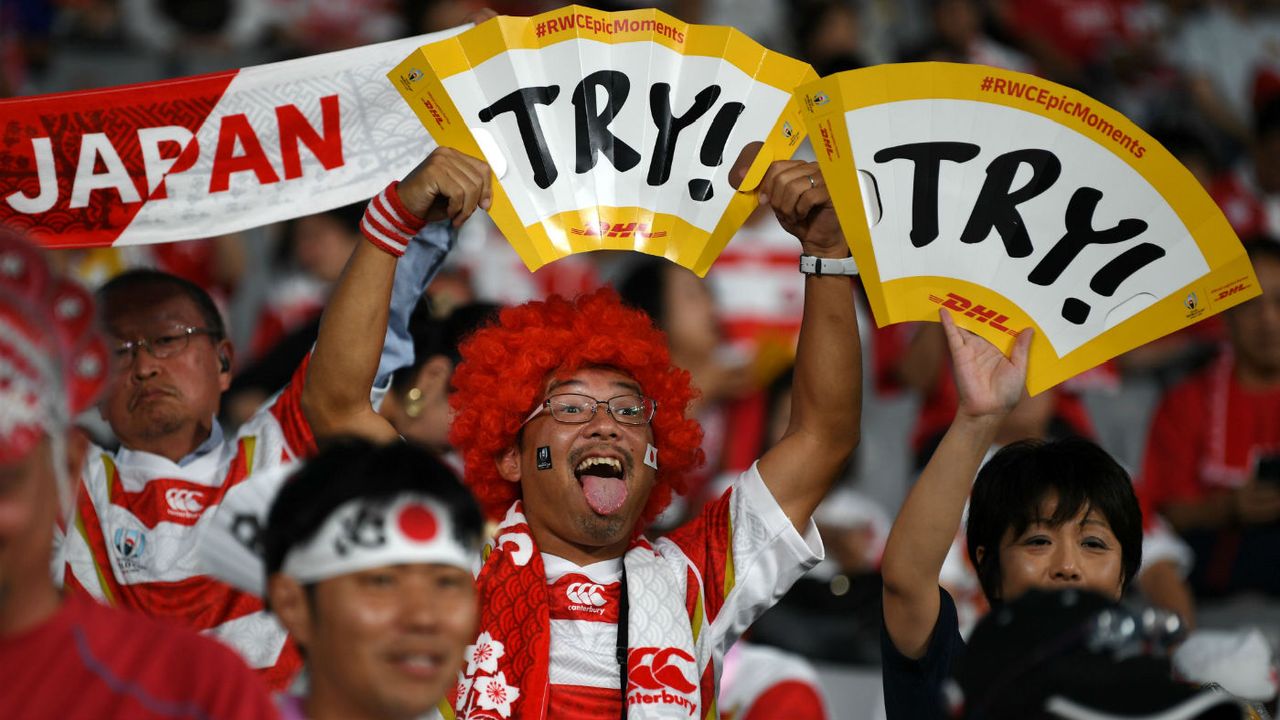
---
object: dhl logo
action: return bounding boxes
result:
[928,292,1020,337]
[571,222,668,239]
[1215,283,1249,302]
[420,97,447,128]
[818,125,838,161]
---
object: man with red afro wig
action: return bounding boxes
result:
[307,143,862,719]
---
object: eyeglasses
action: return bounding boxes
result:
[110,326,220,365]
[522,393,657,426]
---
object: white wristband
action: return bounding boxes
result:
[799,254,859,276]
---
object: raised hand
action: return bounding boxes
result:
[729,141,845,256]
[396,147,492,228]
[940,308,1032,420]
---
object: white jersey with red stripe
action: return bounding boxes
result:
[719,642,830,720]
[539,464,823,718]
[60,362,315,690]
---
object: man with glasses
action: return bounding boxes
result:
[58,146,492,689]
[0,229,277,719]
[304,144,862,717]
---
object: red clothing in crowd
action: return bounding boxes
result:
[1007,0,1147,67]
[61,361,317,689]
[0,593,276,720]
[1140,352,1280,508]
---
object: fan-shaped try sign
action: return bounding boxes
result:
[390,6,815,276]
[798,62,1261,394]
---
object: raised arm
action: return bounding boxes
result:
[729,144,860,532]
[880,311,1031,659]
[302,147,490,442]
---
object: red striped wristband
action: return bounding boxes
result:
[360,181,428,257]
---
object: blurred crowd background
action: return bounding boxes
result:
[4,0,1280,716]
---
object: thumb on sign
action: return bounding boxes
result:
[729,141,774,193]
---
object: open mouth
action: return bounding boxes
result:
[574,455,628,515]
[389,651,445,681]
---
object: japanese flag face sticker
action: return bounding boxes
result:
[797,62,1260,394]
[644,443,658,470]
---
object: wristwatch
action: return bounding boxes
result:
[798,254,859,276]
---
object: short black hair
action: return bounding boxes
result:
[391,299,501,393]
[261,438,484,585]
[617,257,669,329]
[965,438,1143,603]
[1256,95,1280,141]
[97,269,226,340]
[1244,234,1280,265]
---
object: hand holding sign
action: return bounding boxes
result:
[392,6,815,275]
[798,62,1262,393]
[398,147,492,227]
[731,141,844,257]
[941,309,1032,422]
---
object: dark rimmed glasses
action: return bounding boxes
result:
[110,325,221,365]
[522,393,657,426]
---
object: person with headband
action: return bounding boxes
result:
[231,439,483,720]
[57,145,491,689]
[302,142,862,718]
[0,230,276,719]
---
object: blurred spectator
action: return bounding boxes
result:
[0,229,277,720]
[1175,0,1280,153]
[751,483,889,665]
[118,0,272,55]
[741,368,885,666]
[0,0,56,96]
[382,299,498,466]
[685,0,794,53]
[402,0,486,33]
[719,641,832,719]
[250,204,363,361]
[270,0,404,56]
[1000,0,1154,91]
[1211,97,1280,239]
[1138,239,1280,599]
[907,0,1031,72]
[791,0,872,74]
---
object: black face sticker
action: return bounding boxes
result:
[537,446,553,470]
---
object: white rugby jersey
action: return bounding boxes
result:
[61,362,314,690]
[532,465,823,718]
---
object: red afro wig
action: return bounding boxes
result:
[448,286,704,527]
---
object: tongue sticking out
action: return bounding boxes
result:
[581,474,628,515]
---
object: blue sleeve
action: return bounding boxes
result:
[880,587,965,720]
[373,220,456,389]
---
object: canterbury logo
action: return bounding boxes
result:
[566,582,607,607]
[628,647,698,695]
[165,488,205,516]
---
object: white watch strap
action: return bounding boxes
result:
[799,254,859,276]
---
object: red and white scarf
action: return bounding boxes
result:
[450,502,714,720]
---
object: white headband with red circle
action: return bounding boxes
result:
[281,494,475,584]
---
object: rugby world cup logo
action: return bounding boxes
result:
[112,527,148,572]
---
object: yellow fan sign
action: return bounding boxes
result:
[798,62,1261,394]
[391,6,815,276]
